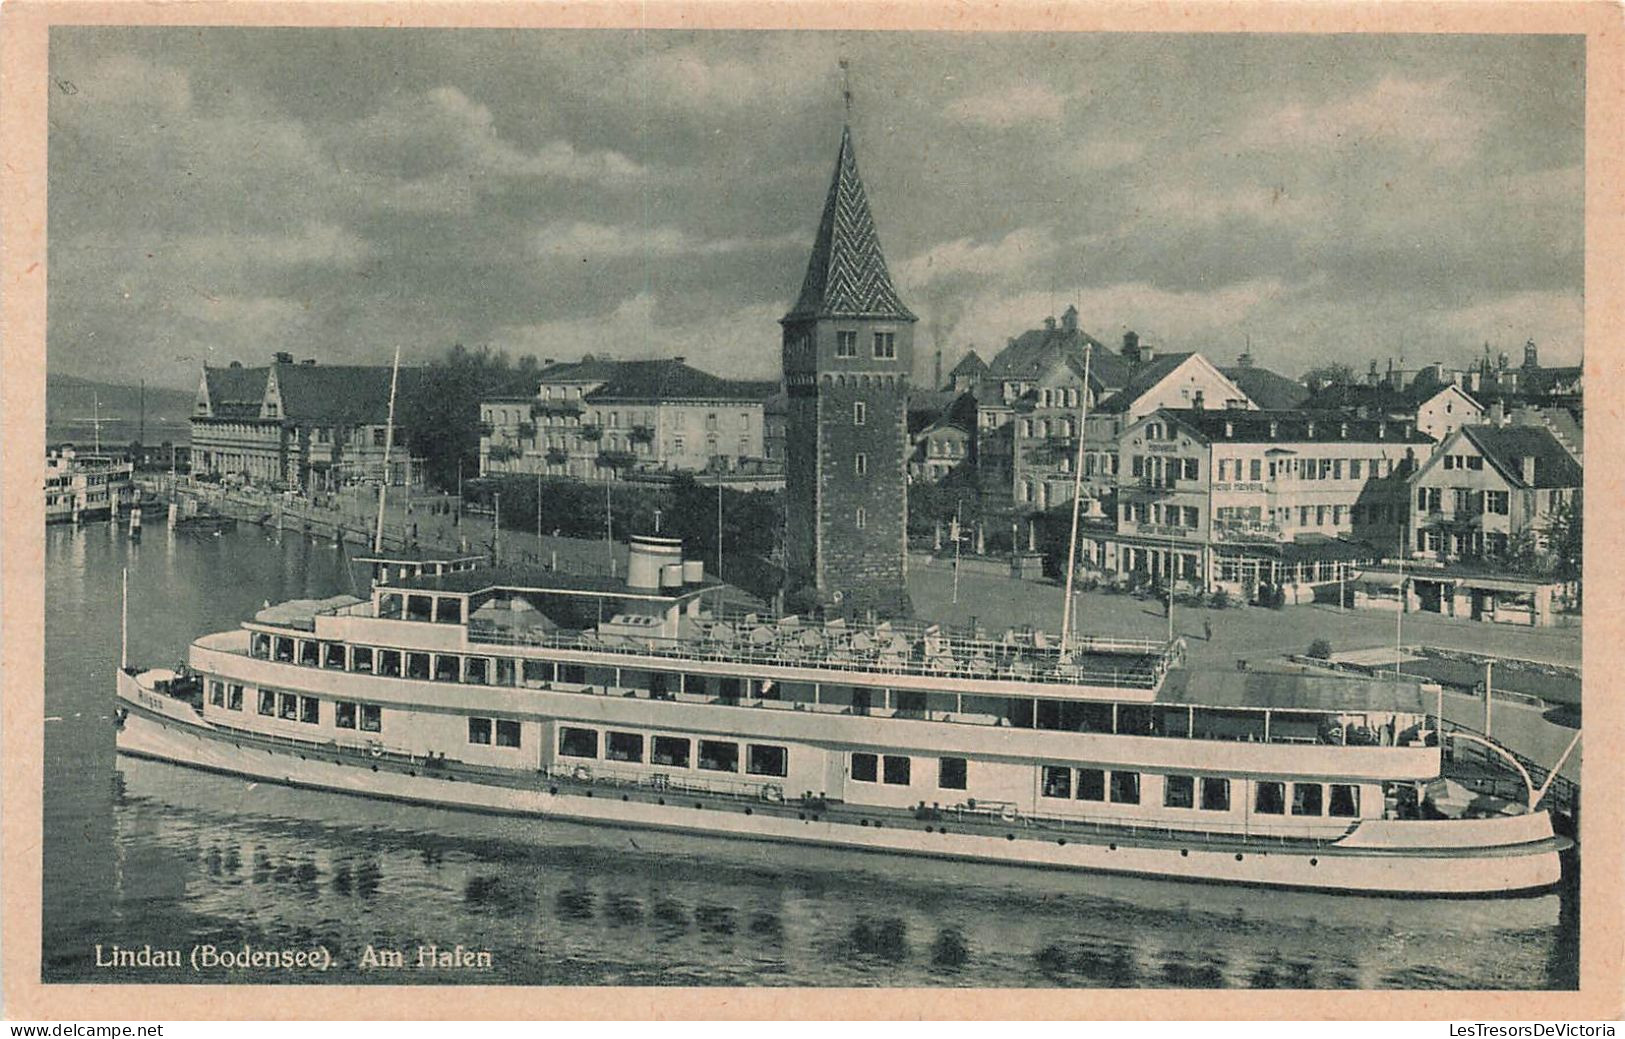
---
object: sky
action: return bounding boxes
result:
[47,29,1584,391]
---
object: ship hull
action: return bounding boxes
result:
[114,691,1566,898]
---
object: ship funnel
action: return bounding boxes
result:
[627,534,683,591]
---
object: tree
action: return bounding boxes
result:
[1303,363,1357,393]
[399,344,541,492]
[1547,494,1583,606]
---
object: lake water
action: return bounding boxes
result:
[42,522,1579,988]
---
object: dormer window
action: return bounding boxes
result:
[1224,421,1234,438]
[1268,421,1278,439]
[1339,422,1349,439]
[1306,420,1316,437]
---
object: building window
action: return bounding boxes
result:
[558,727,598,759]
[873,332,896,359]
[652,735,690,767]
[882,755,911,785]
[747,744,788,777]
[1109,771,1140,804]
[1200,777,1231,811]
[1255,781,1286,815]
[1041,765,1072,798]
[938,757,967,790]
[698,740,739,772]
[836,330,857,358]
[1292,783,1324,816]
[851,752,878,782]
[1486,490,1509,515]
[1163,774,1195,809]
[606,731,644,763]
[468,717,493,745]
[1329,784,1360,818]
[335,701,357,729]
[855,507,867,530]
[855,453,867,476]
[854,401,867,426]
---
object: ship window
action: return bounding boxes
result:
[279,693,299,720]
[522,659,553,687]
[495,658,516,686]
[360,705,381,732]
[464,657,489,685]
[652,736,691,768]
[748,744,788,778]
[436,597,462,624]
[406,595,434,623]
[1292,783,1324,816]
[1077,768,1106,802]
[698,740,739,773]
[938,757,967,790]
[323,643,346,669]
[227,684,244,711]
[377,650,402,677]
[1329,784,1360,818]
[252,633,272,659]
[851,753,878,782]
[607,731,644,763]
[300,697,319,724]
[468,718,492,745]
[258,689,276,716]
[1163,775,1195,809]
[496,720,521,748]
[433,655,459,682]
[406,653,431,680]
[882,755,911,786]
[335,702,357,729]
[1041,765,1072,798]
[209,680,225,708]
[274,637,295,662]
[378,593,403,619]
[1109,771,1141,805]
[560,664,587,685]
[1116,705,1159,736]
[299,641,319,667]
[558,727,597,759]
[351,647,373,674]
[1200,777,1231,812]
[1255,781,1286,815]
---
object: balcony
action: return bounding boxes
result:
[532,398,583,417]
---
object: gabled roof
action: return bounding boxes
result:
[1458,425,1582,489]
[583,359,778,403]
[911,390,978,437]
[1095,353,1197,414]
[199,361,421,426]
[538,358,624,384]
[783,125,915,323]
[202,365,272,420]
[984,324,1134,397]
[1141,408,1435,446]
[948,349,989,378]
[1303,378,1474,414]
[1221,365,1310,410]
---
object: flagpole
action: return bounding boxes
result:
[373,345,401,553]
[1058,342,1093,654]
[120,567,129,670]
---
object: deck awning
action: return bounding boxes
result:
[1155,669,1428,714]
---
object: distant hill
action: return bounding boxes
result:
[47,373,196,447]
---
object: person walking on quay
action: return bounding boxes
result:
[1203,617,1213,643]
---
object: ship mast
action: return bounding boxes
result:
[373,346,401,553]
[1057,341,1093,655]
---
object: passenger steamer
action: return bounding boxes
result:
[115,533,1568,897]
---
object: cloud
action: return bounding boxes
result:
[1130,181,1316,229]
[171,222,375,269]
[619,40,832,115]
[533,221,802,261]
[945,84,1066,128]
[1434,291,1582,361]
[1236,75,1492,164]
[896,227,1058,288]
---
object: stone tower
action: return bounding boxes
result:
[781,125,916,616]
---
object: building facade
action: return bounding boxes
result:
[1408,424,1581,563]
[781,125,915,615]
[191,354,422,490]
[480,359,778,482]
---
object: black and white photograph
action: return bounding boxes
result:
[20,17,1599,1006]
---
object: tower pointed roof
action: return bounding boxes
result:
[783,125,916,324]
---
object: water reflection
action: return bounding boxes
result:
[44,522,1577,988]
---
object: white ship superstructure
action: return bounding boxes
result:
[46,446,136,523]
[116,534,1568,896]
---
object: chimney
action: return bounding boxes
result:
[1489,400,1506,425]
[1520,455,1537,484]
[302,357,317,366]
[1523,339,1539,369]
[1378,421,1387,439]
[273,351,293,364]
[673,356,687,365]
[1122,330,1140,362]
[1061,305,1079,332]
[543,357,556,367]
[1043,315,1057,332]
[228,361,242,369]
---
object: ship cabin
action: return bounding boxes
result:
[352,548,487,588]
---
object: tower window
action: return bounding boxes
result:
[836,331,857,358]
[853,401,867,426]
[855,453,868,476]
[855,507,867,530]
[873,332,896,359]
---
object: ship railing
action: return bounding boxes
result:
[208,719,423,765]
[937,801,1342,849]
[542,761,790,803]
[468,624,1163,691]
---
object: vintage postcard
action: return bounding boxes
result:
[2,0,1621,1022]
